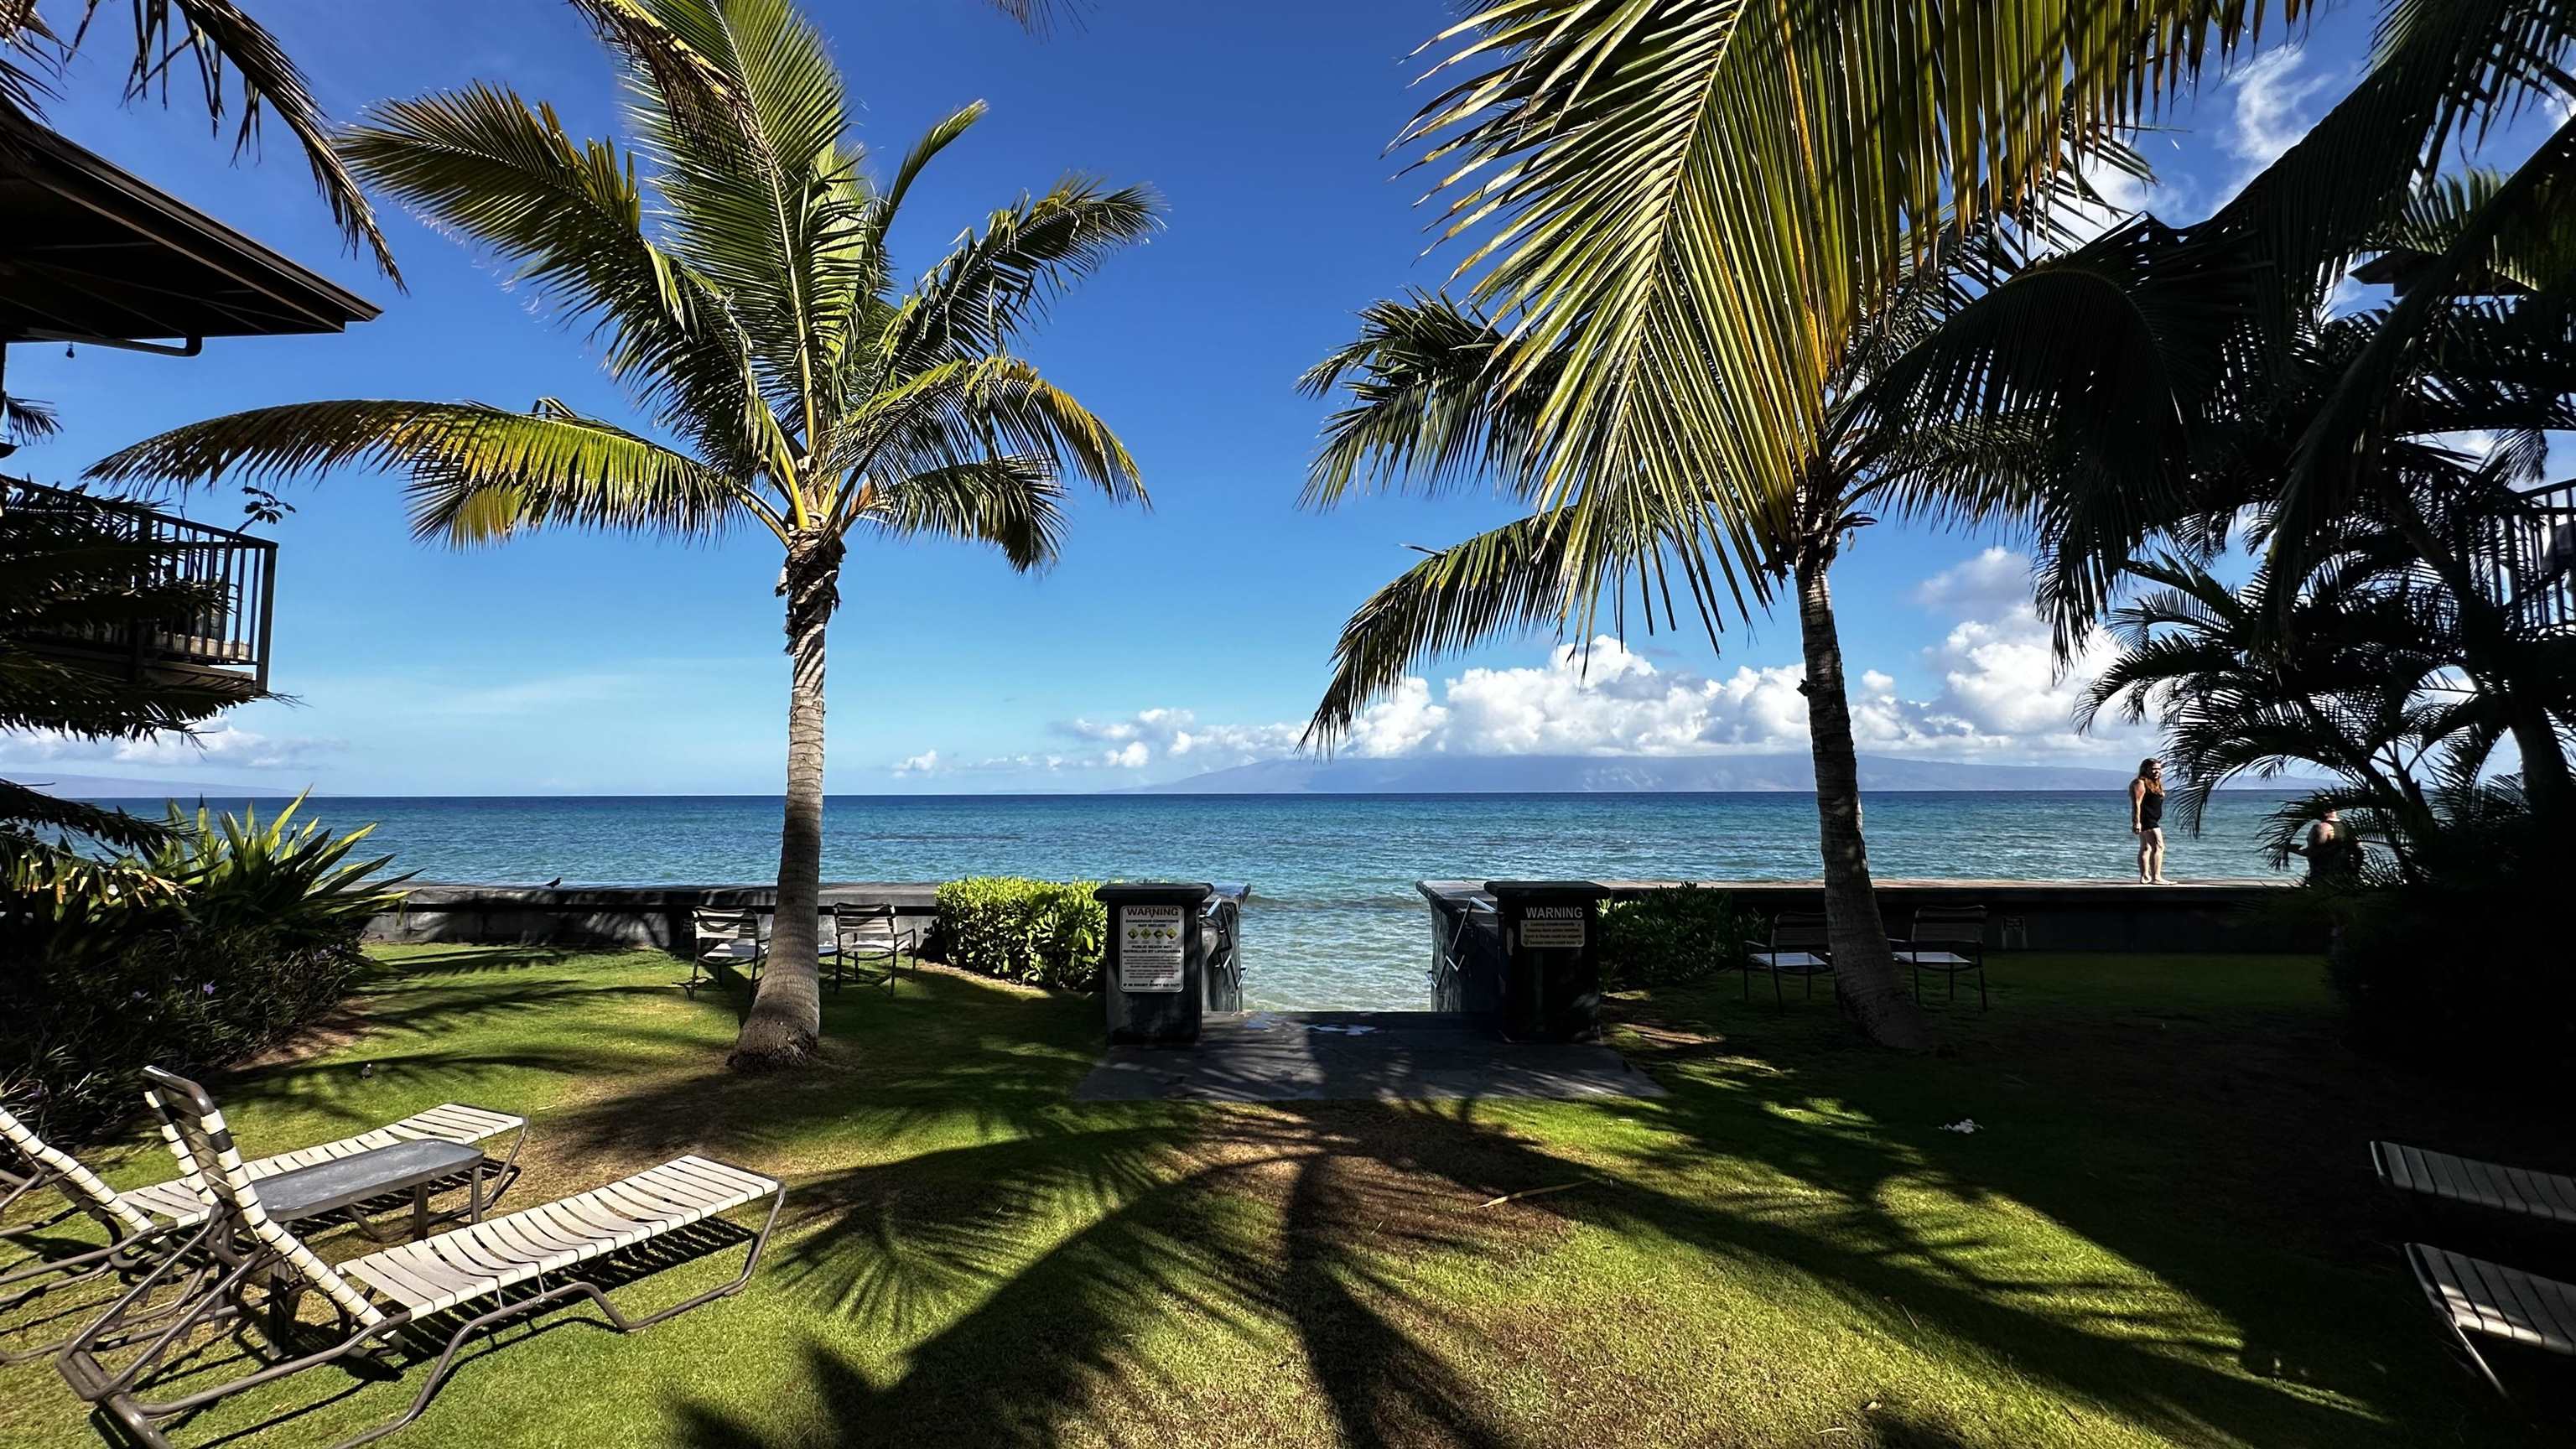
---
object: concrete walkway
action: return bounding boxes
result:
[1072,1011,1665,1104]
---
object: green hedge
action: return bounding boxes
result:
[1597,886,1748,989]
[933,877,1106,992]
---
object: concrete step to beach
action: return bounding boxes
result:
[1072,1010,1665,1104]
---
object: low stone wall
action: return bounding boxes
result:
[366,883,944,953]
[1419,877,2318,954]
[376,876,2318,960]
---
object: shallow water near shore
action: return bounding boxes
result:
[95,791,2298,1010]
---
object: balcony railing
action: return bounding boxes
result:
[5,479,276,691]
[2488,480,2576,636]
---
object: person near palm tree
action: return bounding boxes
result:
[2130,759,2168,885]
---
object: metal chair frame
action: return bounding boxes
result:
[1899,904,1990,1010]
[827,902,912,993]
[1744,911,1834,1006]
[687,907,767,997]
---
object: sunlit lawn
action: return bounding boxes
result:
[1,943,2564,1448]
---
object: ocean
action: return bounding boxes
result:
[108,791,2298,1010]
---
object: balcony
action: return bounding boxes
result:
[2490,480,2576,635]
[7,479,276,692]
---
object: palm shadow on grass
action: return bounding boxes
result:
[76,948,2563,1449]
[657,968,2563,1449]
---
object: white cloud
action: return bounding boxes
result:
[891,549,2156,781]
[2223,49,2335,195]
[1048,708,1303,771]
[2,724,344,772]
[894,749,941,776]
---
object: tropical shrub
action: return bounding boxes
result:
[0,797,408,1145]
[2323,790,2566,1082]
[1598,887,1748,989]
[933,878,1106,993]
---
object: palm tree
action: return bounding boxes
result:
[1303,232,2084,1050]
[1306,2,2323,1048]
[86,0,1159,1069]
[2082,548,2456,876]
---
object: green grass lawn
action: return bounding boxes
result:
[3,945,2567,1448]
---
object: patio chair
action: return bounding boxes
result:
[1897,903,1989,1010]
[828,901,913,992]
[2404,1242,2576,1397]
[1744,911,1834,1005]
[1,1098,522,1363]
[57,1067,782,1449]
[688,906,766,996]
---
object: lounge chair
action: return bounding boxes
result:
[1,1098,522,1363]
[2372,1141,2576,1232]
[688,906,766,996]
[828,901,912,992]
[1896,903,1989,1010]
[2405,1243,2576,1396]
[1745,911,1834,1005]
[57,1067,782,1449]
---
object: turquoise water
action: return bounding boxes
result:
[106,792,2295,1010]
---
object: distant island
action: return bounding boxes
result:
[20,772,301,801]
[1122,753,2288,795]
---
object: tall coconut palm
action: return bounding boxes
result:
[86,0,1159,1069]
[1303,229,2096,1050]
[1309,2,2313,1048]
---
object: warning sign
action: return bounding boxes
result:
[1119,904,1187,992]
[1519,905,1587,950]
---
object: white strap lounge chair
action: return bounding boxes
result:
[828,901,913,992]
[1744,911,1833,1005]
[2406,1243,2576,1396]
[688,906,767,996]
[58,1068,782,1449]
[1,1098,522,1363]
[2372,1141,2576,1230]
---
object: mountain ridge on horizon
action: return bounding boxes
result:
[1119,753,2282,795]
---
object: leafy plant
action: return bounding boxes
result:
[933,877,1106,993]
[0,798,406,1144]
[1598,887,1748,989]
[146,792,412,948]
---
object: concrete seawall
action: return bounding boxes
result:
[366,883,944,952]
[369,876,2316,958]
[1621,878,2313,953]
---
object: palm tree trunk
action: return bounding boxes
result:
[734,531,845,1071]
[1794,547,1935,1052]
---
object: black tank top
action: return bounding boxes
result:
[2137,784,2163,829]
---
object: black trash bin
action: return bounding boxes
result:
[1483,880,1609,1041]
[1098,881,1216,1044]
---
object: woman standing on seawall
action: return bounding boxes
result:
[2130,758,2169,885]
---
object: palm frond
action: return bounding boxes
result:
[84,399,752,543]
[628,0,862,473]
[884,177,1163,375]
[1400,0,2290,636]
[21,0,400,278]
[859,457,1064,571]
[840,356,1141,509]
[1298,292,1561,507]
[1306,510,1587,750]
[340,83,778,481]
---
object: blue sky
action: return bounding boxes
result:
[0,2,2482,794]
